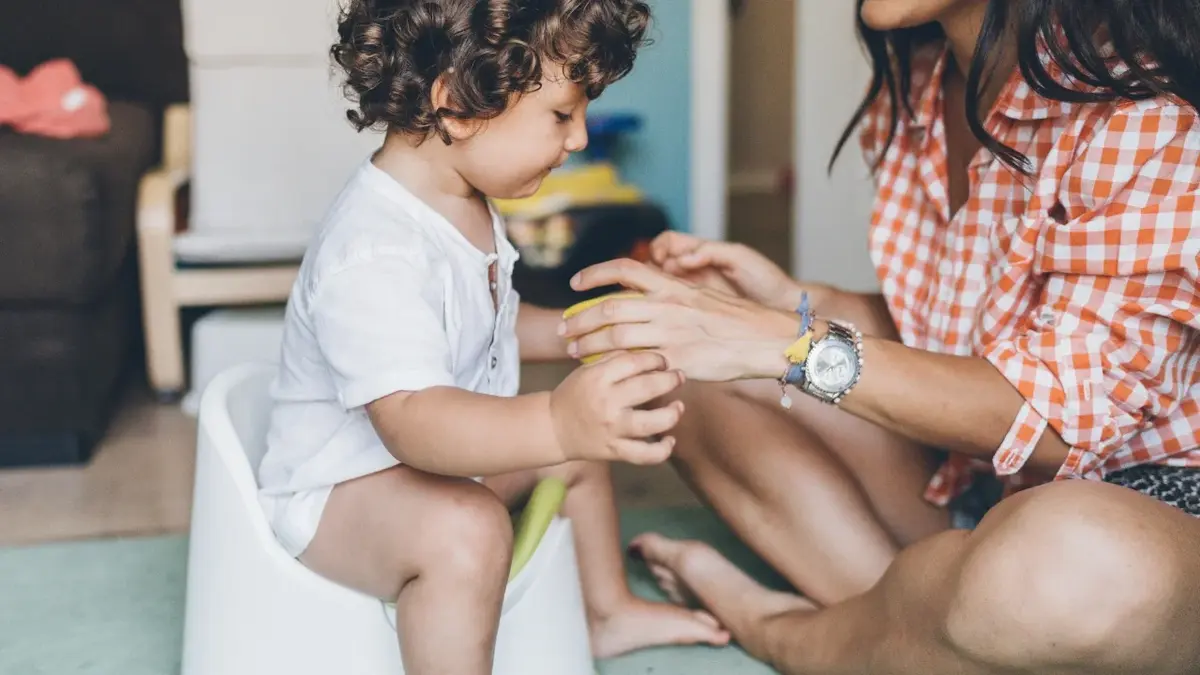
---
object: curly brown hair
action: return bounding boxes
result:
[331,0,651,142]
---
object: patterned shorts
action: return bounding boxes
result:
[950,465,1200,529]
[1102,465,1200,517]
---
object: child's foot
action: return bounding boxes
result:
[589,596,730,658]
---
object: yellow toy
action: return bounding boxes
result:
[509,477,568,580]
[561,291,644,364]
[494,164,643,220]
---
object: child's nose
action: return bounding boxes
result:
[565,117,588,153]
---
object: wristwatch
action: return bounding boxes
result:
[800,320,863,405]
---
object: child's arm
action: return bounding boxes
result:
[312,253,678,477]
[366,389,560,476]
[367,351,683,477]
[517,302,570,361]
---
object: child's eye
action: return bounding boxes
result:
[554,111,572,124]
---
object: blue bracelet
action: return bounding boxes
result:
[783,362,806,387]
[779,291,813,392]
[797,291,813,336]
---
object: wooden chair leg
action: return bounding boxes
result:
[142,292,186,399]
[138,168,190,400]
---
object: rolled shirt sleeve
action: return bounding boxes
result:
[981,102,1200,480]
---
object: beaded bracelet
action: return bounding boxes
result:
[778,291,815,409]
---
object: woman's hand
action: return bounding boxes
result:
[560,259,800,382]
[650,231,827,311]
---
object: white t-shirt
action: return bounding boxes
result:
[257,160,521,498]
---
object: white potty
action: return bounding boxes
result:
[181,307,287,416]
[181,363,595,675]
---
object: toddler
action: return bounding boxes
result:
[256,0,729,672]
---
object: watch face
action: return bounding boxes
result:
[809,341,858,391]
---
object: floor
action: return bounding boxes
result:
[0,205,789,548]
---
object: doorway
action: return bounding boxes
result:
[726,0,795,272]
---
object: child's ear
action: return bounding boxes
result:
[431,72,480,142]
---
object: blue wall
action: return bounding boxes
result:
[584,0,692,231]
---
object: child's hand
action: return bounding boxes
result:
[549,351,685,465]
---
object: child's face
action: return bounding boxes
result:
[450,65,590,200]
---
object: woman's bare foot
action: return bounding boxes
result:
[627,532,816,640]
[588,595,730,658]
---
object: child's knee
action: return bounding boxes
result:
[424,481,514,575]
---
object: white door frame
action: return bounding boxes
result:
[689,0,730,241]
[791,1,878,290]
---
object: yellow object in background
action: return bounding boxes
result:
[494,164,644,219]
[562,291,645,364]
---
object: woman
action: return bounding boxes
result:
[560,0,1200,673]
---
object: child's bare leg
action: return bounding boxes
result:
[489,462,730,658]
[300,465,513,675]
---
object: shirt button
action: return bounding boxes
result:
[490,355,498,369]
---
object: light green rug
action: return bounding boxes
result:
[0,508,787,675]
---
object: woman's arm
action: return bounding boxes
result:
[560,280,1074,471]
[735,320,1072,473]
[818,290,900,341]
[558,261,1121,479]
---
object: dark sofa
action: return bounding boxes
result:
[0,0,187,466]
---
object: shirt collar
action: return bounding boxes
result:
[909,42,1072,131]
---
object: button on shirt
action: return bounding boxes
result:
[860,44,1200,505]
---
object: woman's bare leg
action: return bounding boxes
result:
[300,466,512,675]
[664,387,897,602]
[486,461,729,657]
[656,290,948,604]
[730,377,950,544]
[629,480,1200,675]
[663,380,943,605]
[784,289,949,545]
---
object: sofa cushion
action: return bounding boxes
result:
[0,256,135,442]
[0,101,156,305]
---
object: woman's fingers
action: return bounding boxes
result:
[570,323,664,359]
[674,240,733,269]
[560,295,663,339]
[650,231,703,265]
[571,258,680,294]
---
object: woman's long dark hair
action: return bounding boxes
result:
[831,0,1200,175]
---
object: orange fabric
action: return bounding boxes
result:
[0,59,109,138]
[860,44,1200,506]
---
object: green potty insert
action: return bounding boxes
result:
[510,477,568,580]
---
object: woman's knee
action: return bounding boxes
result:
[944,480,1187,668]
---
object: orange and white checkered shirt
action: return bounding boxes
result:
[861,44,1200,506]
